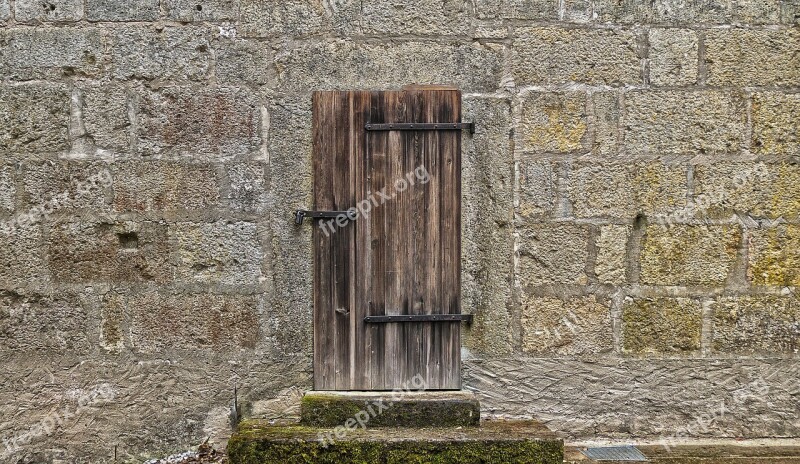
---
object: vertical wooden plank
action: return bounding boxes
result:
[332,91,353,390]
[351,91,372,390]
[347,92,356,390]
[383,91,409,388]
[365,91,387,390]
[405,89,422,388]
[312,92,337,390]
[439,90,462,389]
[421,90,443,389]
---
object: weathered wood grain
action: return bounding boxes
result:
[312,89,463,390]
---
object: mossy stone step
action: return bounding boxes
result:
[227,419,564,464]
[301,391,481,428]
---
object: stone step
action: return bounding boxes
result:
[227,419,564,464]
[300,391,481,428]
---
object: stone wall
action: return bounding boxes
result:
[0,0,798,461]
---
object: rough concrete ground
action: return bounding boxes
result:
[145,441,227,464]
[565,442,800,463]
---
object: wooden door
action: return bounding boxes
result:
[311,88,465,391]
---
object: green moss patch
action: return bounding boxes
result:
[228,420,563,464]
[300,392,481,428]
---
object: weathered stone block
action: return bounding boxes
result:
[733,0,782,23]
[111,26,211,81]
[521,295,613,356]
[714,295,800,355]
[15,0,82,22]
[567,161,688,218]
[516,92,589,154]
[0,28,103,80]
[0,290,91,353]
[165,0,238,21]
[633,161,689,217]
[137,87,261,158]
[21,162,112,212]
[783,1,800,24]
[692,162,797,219]
[462,97,514,356]
[0,0,8,21]
[589,0,749,24]
[568,163,633,218]
[623,297,703,355]
[518,223,590,286]
[276,40,504,94]
[473,21,508,40]
[651,0,733,23]
[692,162,762,218]
[563,0,592,21]
[705,29,800,87]
[752,92,800,156]
[478,0,587,21]
[112,162,220,213]
[763,163,800,220]
[266,98,313,355]
[640,225,741,286]
[268,98,312,189]
[99,291,125,352]
[360,0,473,35]
[227,163,269,213]
[86,0,160,21]
[0,223,47,289]
[591,91,620,155]
[215,39,272,86]
[463,97,514,226]
[171,221,263,286]
[623,90,745,155]
[516,159,556,221]
[592,0,652,23]
[648,28,698,86]
[596,225,630,284]
[80,84,130,153]
[597,0,738,24]
[0,165,14,213]
[239,0,359,37]
[48,220,171,284]
[129,292,260,352]
[512,27,641,86]
[0,84,69,155]
[748,225,800,287]
[475,0,559,19]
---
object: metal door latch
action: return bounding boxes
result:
[365,122,475,134]
[295,209,358,225]
[364,314,473,323]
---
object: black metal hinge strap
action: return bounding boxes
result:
[295,209,357,225]
[365,122,475,134]
[364,314,473,323]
